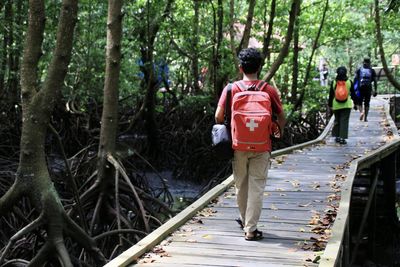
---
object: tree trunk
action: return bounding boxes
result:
[215,0,224,95]
[262,0,300,82]
[290,3,301,105]
[211,0,224,98]
[293,0,329,113]
[0,0,105,265]
[6,0,23,105]
[261,0,276,67]
[237,0,256,52]
[95,0,124,230]
[140,0,174,156]
[375,0,400,90]
[229,0,240,77]
[191,0,200,92]
[0,1,9,98]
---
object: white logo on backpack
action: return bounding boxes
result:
[246,119,259,131]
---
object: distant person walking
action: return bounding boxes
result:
[215,48,286,241]
[328,66,355,145]
[320,63,329,87]
[354,58,378,122]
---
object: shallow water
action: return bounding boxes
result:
[145,171,203,211]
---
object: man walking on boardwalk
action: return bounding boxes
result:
[354,58,378,122]
[215,48,286,241]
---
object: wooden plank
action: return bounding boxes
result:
[169,228,319,241]
[134,246,318,267]
[320,99,400,266]
[111,99,395,267]
[103,175,235,267]
[177,218,318,232]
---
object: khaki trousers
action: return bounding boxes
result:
[233,150,270,233]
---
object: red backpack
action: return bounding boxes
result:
[335,80,349,102]
[231,81,272,152]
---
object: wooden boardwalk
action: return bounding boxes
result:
[106,98,397,267]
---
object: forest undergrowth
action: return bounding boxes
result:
[0,97,327,265]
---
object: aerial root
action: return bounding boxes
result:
[0,212,44,264]
[64,213,107,265]
[107,154,150,232]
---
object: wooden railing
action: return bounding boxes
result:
[105,98,399,267]
[320,98,400,266]
[104,118,335,267]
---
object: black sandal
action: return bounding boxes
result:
[235,218,244,229]
[245,229,263,241]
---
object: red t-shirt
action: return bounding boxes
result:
[217,80,283,115]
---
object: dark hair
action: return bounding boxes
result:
[363,57,371,67]
[238,48,263,74]
[336,66,348,81]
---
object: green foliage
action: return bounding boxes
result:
[1,0,399,122]
[179,94,214,114]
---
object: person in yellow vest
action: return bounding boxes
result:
[328,66,355,145]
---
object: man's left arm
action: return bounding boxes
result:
[268,86,286,135]
[372,69,378,96]
[276,111,286,135]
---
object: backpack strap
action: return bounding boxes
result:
[236,81,247,91]
[236,80,266,91]
[224,83,232,129]
[256,80,266,91]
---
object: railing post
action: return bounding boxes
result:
[382,152,397,221]
[369,165,378,262]
[343,222,350,266]
[350,167,380,265]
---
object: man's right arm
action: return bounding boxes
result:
[215,106,224,124]
[215,86,228,123]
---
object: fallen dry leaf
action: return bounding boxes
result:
[141,258,156,264]
[202,234,213,240]
[291,180,300,188]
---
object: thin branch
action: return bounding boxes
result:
[119,100,146,136]
[292,0,329,114]
[262,0,300,82]
[20,0,45,102]
[237,0,256,52]
[55,241,73,267]
[375,0,400,90]
[64,214,107,265]
[0,212,44,264]
[170,39,193,59]
[262,0,276,64]
[49,124,88,231]
[229,0,240,76]
[0,181,23,216]
[93,229,148,241]
[29,242,53,267]
[114,167,122,245]
[89,191,105,234]
[107,154,150,233]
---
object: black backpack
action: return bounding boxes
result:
[359,67,372,86]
